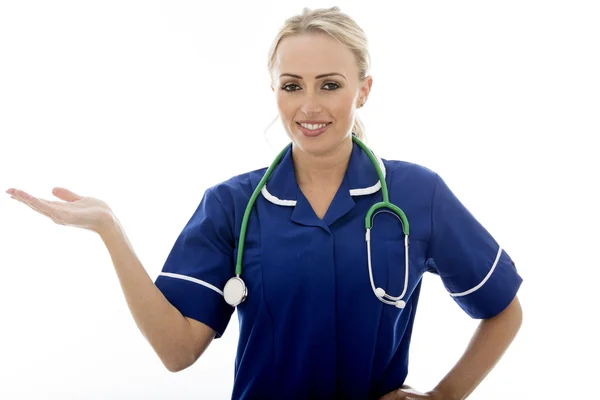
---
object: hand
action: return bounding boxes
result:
[6,187,114,234]
[379,385,446,400]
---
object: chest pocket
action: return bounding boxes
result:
[384,238,427,304]
[366,208,427,304]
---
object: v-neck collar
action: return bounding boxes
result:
[257,140,386,227]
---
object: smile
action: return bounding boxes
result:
[296,122,332,137]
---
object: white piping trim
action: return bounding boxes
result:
[349,181,381,196]
[261,186,297,206]
[350,153,386,197]
[159,272,224,296]
[449,247,503,297]
[261,152,386,205]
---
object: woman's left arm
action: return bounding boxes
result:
[380,174,526,400]
[430,295,523,400]
[381,296,523,400]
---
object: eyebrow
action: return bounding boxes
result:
[279,73,347,81]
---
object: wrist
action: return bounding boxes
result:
[97,211,120,240]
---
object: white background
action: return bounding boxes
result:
[1,1,598,399]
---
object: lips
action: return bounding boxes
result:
[296,122,331,137]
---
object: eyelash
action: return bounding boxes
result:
[280,82,341,92]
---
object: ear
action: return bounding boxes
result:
[357,75,373,107]
[360,75,373,101]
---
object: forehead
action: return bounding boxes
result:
[274,33,357,78]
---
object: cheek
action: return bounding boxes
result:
[276,97,295,121]
[330,97,356,123]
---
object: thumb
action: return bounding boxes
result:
[52,187,83,202]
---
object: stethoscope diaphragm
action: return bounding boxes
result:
[223,276,247,307]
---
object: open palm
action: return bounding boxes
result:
[6,187,113,233]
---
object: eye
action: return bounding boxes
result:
[280,82,341,93]
[281,83,301,92]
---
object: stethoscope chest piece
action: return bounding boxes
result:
[224,276,247,307]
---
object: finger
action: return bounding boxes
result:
[16,198,65,225]
[10,189,34,202]
[400,388,426,396]
[30,203,65,225]
[52,187,83,202]
[398,389,427,399]
[11,189,59,217]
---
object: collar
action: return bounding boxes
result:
[260,141,386,207]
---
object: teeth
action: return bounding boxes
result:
[300,122,328,130]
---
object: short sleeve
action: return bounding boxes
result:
[426,174,523,319]
[155,188,235,338]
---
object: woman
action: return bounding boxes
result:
[6,7,523,400]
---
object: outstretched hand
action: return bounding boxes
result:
[6,187,114,234]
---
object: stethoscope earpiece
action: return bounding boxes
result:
[375,287,404,307]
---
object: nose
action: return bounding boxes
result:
[300,94,322,115]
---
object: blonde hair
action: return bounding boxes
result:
[267,6,371,141]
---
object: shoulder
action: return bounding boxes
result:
[187,168,266,235]
[382,158,440,195]
[204,167,267,208]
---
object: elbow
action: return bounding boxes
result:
[159,348,198,373]
[165,362,188,373]
[163,356,194,373]
[155,318,212,373]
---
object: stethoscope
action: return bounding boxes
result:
[223,134,411,308]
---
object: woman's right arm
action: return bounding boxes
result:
[99,213,216,372]
[7,187,218,372]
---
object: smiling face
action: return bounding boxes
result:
[271,33,372,155]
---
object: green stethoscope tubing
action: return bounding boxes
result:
[230,134,411,308]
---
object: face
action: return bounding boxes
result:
[271,33,372,155]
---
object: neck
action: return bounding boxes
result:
[292,136,353,187]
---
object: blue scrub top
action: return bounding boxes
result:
[155,141,522,400]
